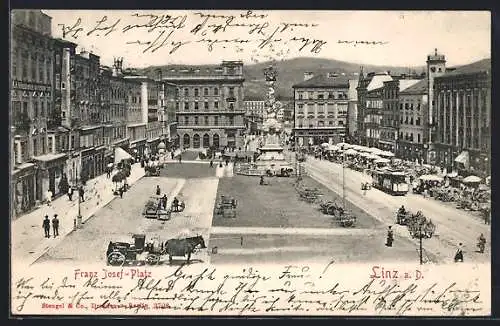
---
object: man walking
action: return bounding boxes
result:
[178,154,182,163]
[119,186,124,199]
[45,189,53,206]
[52,214,59,237]
[43,215,51,238]
[79,186,85,202]
[454,242,464,262]
[67,187,74,201]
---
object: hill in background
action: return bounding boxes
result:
[138,57,488,100]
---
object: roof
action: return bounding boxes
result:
[399,79,421,92]
[400,79,428,95]
[293,73,351,88]
[366,73,393,91]
[439,58,491,78]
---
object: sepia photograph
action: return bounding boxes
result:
[10,9,491,316]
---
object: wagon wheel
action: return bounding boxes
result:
[107,251,126,266]
[146,253,160,265]
[327,205,336,215]
[342,219,354,227]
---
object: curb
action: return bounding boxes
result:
[29,170,146,266]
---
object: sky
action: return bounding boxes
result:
[42,10,491,69]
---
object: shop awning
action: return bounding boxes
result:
[114,147,133,165]
[454,151,469,168]
[33,153,67,162]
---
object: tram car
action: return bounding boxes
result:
[372,169,409,196]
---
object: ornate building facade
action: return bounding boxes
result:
[293,72,350,146]
[163,61,246,150]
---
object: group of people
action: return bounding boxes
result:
[155,185,182,212]
[42,214,59,238]
[67,186,85,202]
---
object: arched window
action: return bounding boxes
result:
[193,134,200,148]
[203,134,210,148]
[183,134,190,148]
[213,134,220,148]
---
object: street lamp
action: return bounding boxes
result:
[407,214,435,265]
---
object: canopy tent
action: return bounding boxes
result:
[454,151,470,170]
[418,174,443,182]
[321,142,330,148]
[462,175,482,184]
[327,145,340,151]
[374,158,390,164]
[352,145,363,151]
[344,148,358,155]
[446,172,459,178]
[336,142,350,149]
[358,146,371,153]
[114,147,133,165]
[358,152,370,157]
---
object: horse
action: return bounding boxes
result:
[164,236,206,264]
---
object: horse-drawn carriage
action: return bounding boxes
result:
[296,185,322,203]
[142,196,171,220]
[144,165,160,177]
[319,200,356,227]
[396,209,436,238]
[106,234,206,266]
[215,195,237,218]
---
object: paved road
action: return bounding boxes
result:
[305,156,491,264]
[35,171,218,266]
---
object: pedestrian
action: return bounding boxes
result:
[106,167,111,178]
[119,186,124,198]
[386,226,394,247]
[45,189,53,206]
[79,186,85,202]
[156,185,161,196]
[171,151,174,159]
[178,154,182,163]
[67,187,74,201]
[162,194,168,209]
[52,214,59,237]
[43,215,51,238]
[454,243,464,263]
[210,160,214,168]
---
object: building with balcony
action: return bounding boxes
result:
[292,72,350,147]
[162,61,246,150]
[397,79,429,163]
[380,79,421,154]
[356,71,394,147]
[11,10,58,216]
[74,49,105,181]
[433,58,491,176]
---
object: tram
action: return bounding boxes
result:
[372,169,409,196]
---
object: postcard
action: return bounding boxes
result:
[10,9,491,316]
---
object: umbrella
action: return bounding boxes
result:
[358,146,371,153]
[112,171,125,183]
[374,158,390,164]
[321,143,330,148]
[107,162,114,168]
[418,174,443,182]
[352,145,363,151]
[327,145,339,151]
[447,172,458,178]
[380,151,395,157]
[344,148,358,155]
[367,154,381,160]
[358,152,370,157]
[462,175,482,184]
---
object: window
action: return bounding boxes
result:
[22,50,28,79]
[39,56,44,83]
[417,133,421,143]
[184,102,189,110]
[184,116,189,125]
[33,138,38,156]
[31,54,37,80]
[229,117,234,125]
[229,87,235,97]
[214,87,219,96]
[214,116,218,125]
[298,92,303,100]
[194,88,199,97]
[204,116,209,125]
[33,101,38,118]
[204,101,209,110]
[329,121,333,125]
[416,117,421,126]
[184,88,189,97]
[229,103,234,111]
[194,116,199,125]
[338,120,344,125]
[204,88,209,96]
[194,102,199,110]
[308,92,314,99]
[318,94,324,99]
[214,101,219,109]
[175,102,179,110]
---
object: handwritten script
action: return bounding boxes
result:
[56,11,387,61]
[12,262,485,316]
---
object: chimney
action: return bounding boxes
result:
[304,72,314,81]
